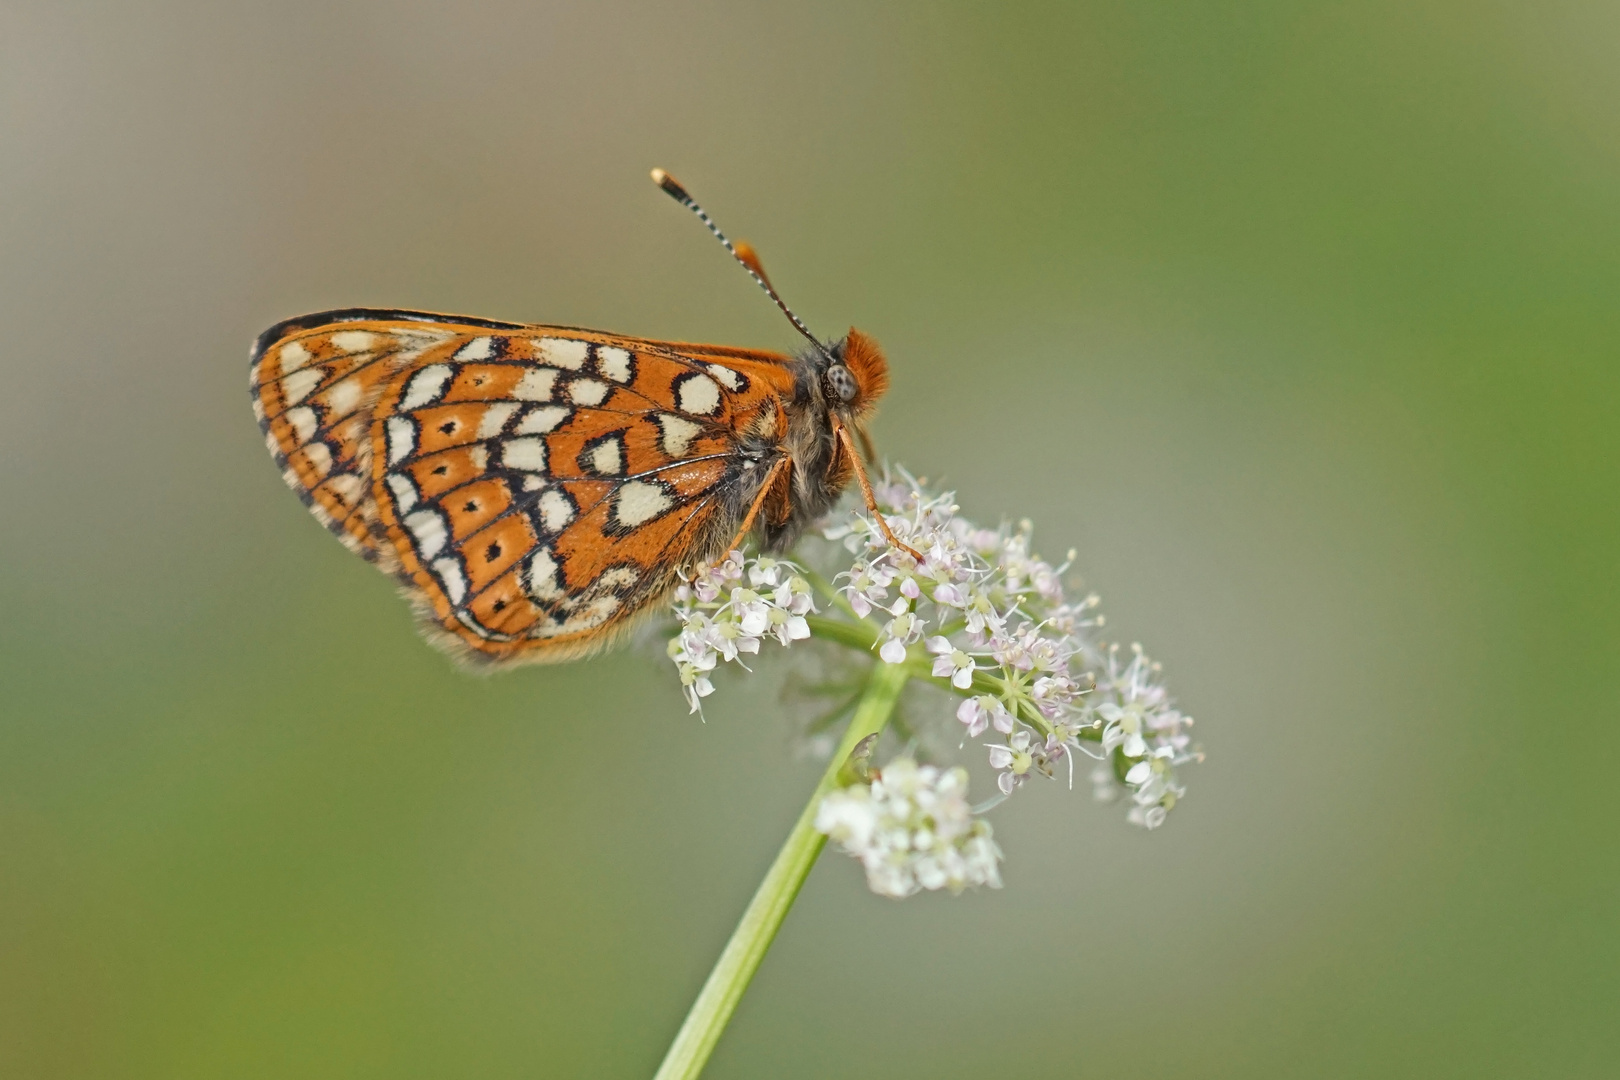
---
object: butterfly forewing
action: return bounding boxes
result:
[251,310,797,664]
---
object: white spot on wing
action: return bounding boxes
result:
[432,557,468,604]
[406,508,448,559]
[400,364,452,410]
[386,473,419,512]
[324,472,363,506]
[536,337,589,369]
[538,489,575,532]
[278,340,312,376]
[562,597,619,631]
[706,363,745,391]
[301,442,332,477]
[676,373,721,416]
[501,437,548,473]
[513,368,557,401]
[526,548,563,601]
[614,480,673,527]
[596,566,640,590]
[655,413,702,458]
[476,402,519,439]
[284,406,318,443]
[323,377,363,417]
[598,346,633,382]
[386,416,416,464]
[516,405,570,434]
[283,366,322,405]
[330,330,376,353]
[568,378,609,406]
[589,437,623,475]
[455,337,495,361]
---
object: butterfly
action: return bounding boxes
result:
[250,169,918,666]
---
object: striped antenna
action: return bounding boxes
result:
[650,168,833,362]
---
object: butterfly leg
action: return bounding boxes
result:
[723,456,792,555]
[835,424,925,562]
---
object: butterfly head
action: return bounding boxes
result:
[824,328,889,420]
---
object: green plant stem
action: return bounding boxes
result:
[803,612,877,652]
[652,660,912,1080]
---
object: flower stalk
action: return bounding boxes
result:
[652,661,912,1080]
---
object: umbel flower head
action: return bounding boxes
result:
[815,757,1001,898]
[668,470,1204,898]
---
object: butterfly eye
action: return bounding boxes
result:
[825,364,858,404]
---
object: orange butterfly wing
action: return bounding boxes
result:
[251,309,798,664]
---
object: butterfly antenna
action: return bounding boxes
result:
[650,168,834,363]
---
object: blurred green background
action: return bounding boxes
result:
[3,2,1617,1077]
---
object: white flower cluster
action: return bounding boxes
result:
[815,757,1002,898]
[1087,642,1202,829]
[827,473,1200,828]
[665,471,1205,897]
[667,551,816,713]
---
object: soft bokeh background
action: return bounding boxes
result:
[4,2,1617,1077]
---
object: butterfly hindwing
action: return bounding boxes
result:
[249,310,525,566]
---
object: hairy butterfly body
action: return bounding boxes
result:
[250,171,904,666]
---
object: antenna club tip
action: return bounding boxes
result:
[649,167,689,201]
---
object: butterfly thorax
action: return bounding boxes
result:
[759,329,889,552]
